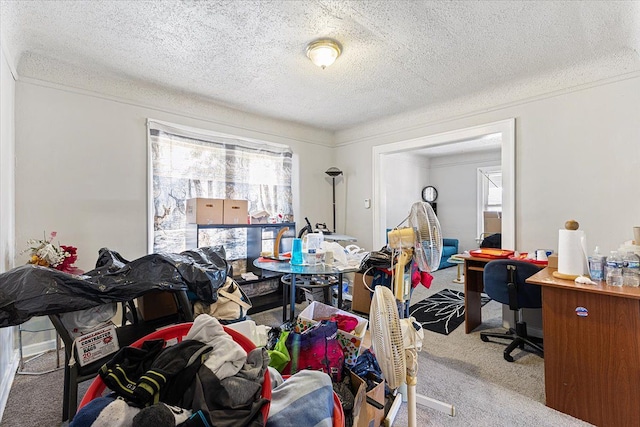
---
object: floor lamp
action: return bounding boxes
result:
[325,167,343,232]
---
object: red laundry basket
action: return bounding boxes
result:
[78,322,271,423]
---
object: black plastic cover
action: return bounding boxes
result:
[0,246,228,327]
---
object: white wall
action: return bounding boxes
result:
[0,39,18,422]
[336,74,640,255]
[14,81,334,270]
[430,150,500,252]
[383,152,430,233]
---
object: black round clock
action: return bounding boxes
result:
[421,186,438,203]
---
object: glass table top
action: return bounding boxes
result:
[253,259,357,275]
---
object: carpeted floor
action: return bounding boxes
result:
[0,266,593,427]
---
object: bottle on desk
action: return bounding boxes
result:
[588,246,605,281]
[622,252,640,287]
[605,251,623,287]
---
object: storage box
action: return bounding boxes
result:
[295,301,368,365]
[138,291,178,321]
[303,288,329,304]
[350,370,386,427]
[223,199,249,225]
[352,272,374,314]
[186,198,224,224]
[483,211,502,234]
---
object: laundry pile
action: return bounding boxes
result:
[72,314,269,427]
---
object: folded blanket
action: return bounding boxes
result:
[266,370,334,427]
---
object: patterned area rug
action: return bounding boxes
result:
[409,288,491,335]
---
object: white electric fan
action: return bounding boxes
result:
[370,202,455,427]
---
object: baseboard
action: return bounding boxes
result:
[20,338,59,359]
[0,349,20,423]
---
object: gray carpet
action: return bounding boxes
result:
[0,266,593,427]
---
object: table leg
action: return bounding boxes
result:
[338,273,343,309]
[282,276,288,323]
[290,273,297,322]
[453,264,465,284]
[464,261,485,333]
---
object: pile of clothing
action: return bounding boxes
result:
[72,314,338,427]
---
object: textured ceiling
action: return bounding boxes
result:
[1,1,639,132]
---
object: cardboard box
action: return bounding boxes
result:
[295,301,368,365]
[223,199,249,224]
[352,272,374,314]
[249,210,270,224]
[547,253,558,269]
[350,370,386,427]
[186,198,224,224]
[483,211,502,234]
[138,291,178,321]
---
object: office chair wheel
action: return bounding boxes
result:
[503,351,514,362]
[480,334,490,342]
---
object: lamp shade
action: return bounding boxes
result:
[325,167,343,177]
[306,39,342,69]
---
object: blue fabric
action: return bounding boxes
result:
[483,260,542,308]
[69,396,115,427]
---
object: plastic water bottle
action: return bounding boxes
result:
[588,246,605,281]
[605,251,623,287]
[622,252,640,287]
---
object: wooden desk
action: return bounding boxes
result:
[460,255,492,333]
[527,268,640,427]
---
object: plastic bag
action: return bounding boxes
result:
[321,241,349,267]
[59,303,117,339]
[0,245,229,327]
[194,277,252,324]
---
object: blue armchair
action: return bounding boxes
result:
[438,238,459,269]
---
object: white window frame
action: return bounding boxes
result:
[476,166,502,239]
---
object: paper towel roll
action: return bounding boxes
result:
[558,229,587,276]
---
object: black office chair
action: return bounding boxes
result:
[480,232,502,248]
[50,290,193,422]
[480,260,543,362]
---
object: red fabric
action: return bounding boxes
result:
[329,314,358,334]
[410,262,433,289]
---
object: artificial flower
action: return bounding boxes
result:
[23,231,79,273]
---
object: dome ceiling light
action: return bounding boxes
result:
[306,39,342,69]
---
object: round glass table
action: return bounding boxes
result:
[253,259,356,322]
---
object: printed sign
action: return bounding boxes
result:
[77,324,120,367]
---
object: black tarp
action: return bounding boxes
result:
[0,246,228,327]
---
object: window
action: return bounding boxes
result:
[477,166,502,237]
[148,120,293,253]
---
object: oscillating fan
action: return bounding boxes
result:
[370,202,454,427]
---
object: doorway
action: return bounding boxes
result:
[372,119,515,250]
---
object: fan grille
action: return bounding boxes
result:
[409,202,443,272]
[369,286,406,389]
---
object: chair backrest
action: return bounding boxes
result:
[483,260,542,309]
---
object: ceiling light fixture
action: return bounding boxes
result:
[306,39,342,69]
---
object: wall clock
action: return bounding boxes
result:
[421,186,438,203]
